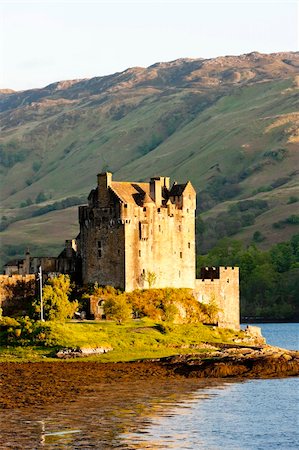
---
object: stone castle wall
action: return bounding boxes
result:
[122,187,195,291]
[194,267,240,329]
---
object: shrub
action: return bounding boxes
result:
[253,231,265,243]
[40,274,78,321]
[103,294,132,324]
[287,196,298,204]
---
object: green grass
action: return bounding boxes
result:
[0,319,242,363]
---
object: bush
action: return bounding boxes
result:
[287,196,298,204]
[0,316,54,346]
[104,294,132,324]
[40,274,78,321]
[253,231,265,243]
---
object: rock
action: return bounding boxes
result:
[245,325,263,336]
[56,346,113,359]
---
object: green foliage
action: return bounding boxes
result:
[41,274,78,321]
[20,198,33,208]
[0,143,29,168]
[32,161,42,172]
[140,270,157,288]
[104,294,132,324]
[0,316,55,347]
[1,279,36,317]
[253,231,266,243]
[286,215,299,224]
[197,200,269,253]
[35,191,47,203]
[263,148,287,161]
[125,288,213,324]
[31,196,86,218]
[287,196,298,204]
[0,319,242,362]
[197,235,299,320]
[272,215,299,230]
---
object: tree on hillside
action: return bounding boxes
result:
[41,274,78,321]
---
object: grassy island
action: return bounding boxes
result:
[0,319,244,363]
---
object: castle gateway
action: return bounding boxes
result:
[78,173,196,291]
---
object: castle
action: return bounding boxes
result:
[79,173,196,290]
[1,172,240,329]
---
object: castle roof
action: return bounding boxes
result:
[169,183,188,196]
[4,259,23,267]
[110,181,152,206]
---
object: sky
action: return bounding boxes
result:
[0,0,298,91]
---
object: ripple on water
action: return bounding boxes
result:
[0,379,221,449]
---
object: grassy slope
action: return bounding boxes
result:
[1,60,298,264]
[0,319,243,362]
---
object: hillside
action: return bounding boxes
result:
[1,51,298,266]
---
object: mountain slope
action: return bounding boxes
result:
[1,51,298,265]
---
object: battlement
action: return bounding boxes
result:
[195,267,240,329]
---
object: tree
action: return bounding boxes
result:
[103,294,132,324]
[270,242,295,273]
[41,274,78,321]
[140,270,157,288]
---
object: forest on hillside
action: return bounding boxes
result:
[197,235,299,321]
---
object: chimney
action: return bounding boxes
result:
[97,172,112,206]
[97,172,112,189]
[65,239,77,258]
[150,177,162,206]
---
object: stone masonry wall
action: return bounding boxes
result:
[194,267,240,330]
[123,188,195,291]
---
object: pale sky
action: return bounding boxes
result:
[0,0,298,91]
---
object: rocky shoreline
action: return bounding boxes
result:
[159,344,299,378]
[0,344,298,410]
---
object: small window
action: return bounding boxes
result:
[98,241,102,248]
[118,249,120,256]
[159,225,161,232]
[188,242,191,249]
[124,204,128,208]
[178,225,181,232]
[179,270,181,278]
[157,208,161,213]
[180,252,183,258]
[139,250,141,257]
[143,207,146,212]
[187,208,189,213]
[227,279,230,283]
[98,249,102,258]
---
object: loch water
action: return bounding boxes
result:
[0,323,298,449]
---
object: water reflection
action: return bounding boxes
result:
[0,379,225,449]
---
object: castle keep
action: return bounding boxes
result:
[78,173,196,291]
